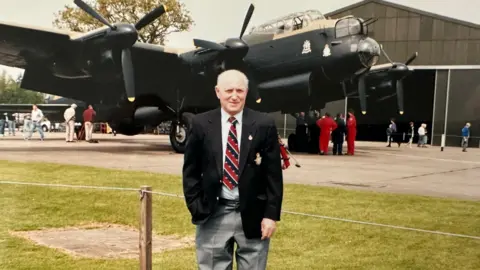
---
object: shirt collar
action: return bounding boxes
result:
[221,107,243,125]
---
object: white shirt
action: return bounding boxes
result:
[64,107,76,121]
[31,109,43,122]
[418,127,425,136]
[220,108,243,201]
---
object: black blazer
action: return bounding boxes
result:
[182,107,283,239]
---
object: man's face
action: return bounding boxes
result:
[215,85,247,115]
[32,105,37,110]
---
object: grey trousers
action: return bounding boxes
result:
[462,137,468,150]
[195,201,270,270]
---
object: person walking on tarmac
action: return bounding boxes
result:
[332,113,346,155]
[346,109,357,155]
[316,112,337,155]
[64,104,77,142]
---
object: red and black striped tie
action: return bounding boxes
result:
[223,116,240,190]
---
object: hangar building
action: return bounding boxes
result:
[275,0,480,148]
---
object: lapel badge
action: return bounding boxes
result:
[248,134,253,141]
[255,153,262,165]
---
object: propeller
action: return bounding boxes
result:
[193,3,254,58]
[73,0,168,102]
[369,45,418,115]
[193,4,261,103]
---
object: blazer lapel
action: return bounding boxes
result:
[238,108,256,178]
[207,108,223,177]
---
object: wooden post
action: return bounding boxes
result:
[139,186,152,270]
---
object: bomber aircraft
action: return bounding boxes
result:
[0,0,415,153]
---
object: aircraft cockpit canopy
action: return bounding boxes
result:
[249,10,325,35]
[335,16,368,38]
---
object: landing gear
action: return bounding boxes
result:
[169,112,194,153]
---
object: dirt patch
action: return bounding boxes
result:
[9,223,194,259]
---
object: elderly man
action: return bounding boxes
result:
[182,69,283,270]
[83,105,96,142]
[64,104,77,142]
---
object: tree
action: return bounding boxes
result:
[53,0,194,45]
[0,72,44,104]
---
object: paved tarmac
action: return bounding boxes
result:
[1,133,479,200]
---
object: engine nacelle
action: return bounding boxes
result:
[88,50,119,80]
[108,106,170,136]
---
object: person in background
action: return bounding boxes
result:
[26,105,45,141]
[386,118,398,147]
[417,123,427,147]
[407,122,414,148]
[346,109,357,155]
[331,113,346,155]
[295,112,308,152]
[461,122,471,152]
[7,112,17,136]
[0,113,5,137]
[63,104,77,142]
[316,112,337,155]
[22,114,32,139]
[83,105,96,142]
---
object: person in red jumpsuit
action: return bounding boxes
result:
[316,113,337,155]
[277,134,291,170]
[346,109,357,155]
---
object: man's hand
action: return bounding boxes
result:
[261,218,276,240]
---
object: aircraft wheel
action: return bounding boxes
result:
[288,133,296,152]
[170,112,195,153]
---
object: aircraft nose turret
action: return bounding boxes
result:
[357,37,381,68]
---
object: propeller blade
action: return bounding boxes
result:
[74,0,115,29]
[358,76,367,114]
[135,4,167,31]
[239,4,255,38]
[193,39,227,50]
[121,49,135,102]
[395,79,404,115]
[405,52,418,65]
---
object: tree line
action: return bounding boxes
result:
[0,71,45,104]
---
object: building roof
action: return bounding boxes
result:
[324,0,480,29]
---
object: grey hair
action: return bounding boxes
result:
[216,69,249,90]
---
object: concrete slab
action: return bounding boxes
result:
[1,133,479,200]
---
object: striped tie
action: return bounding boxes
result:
[223,116,240,190]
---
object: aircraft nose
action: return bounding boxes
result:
[357,37,381,68]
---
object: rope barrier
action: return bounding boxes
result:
[1,180,479,241]
[281,210,480,240]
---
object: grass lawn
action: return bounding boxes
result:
[0,159,479,270]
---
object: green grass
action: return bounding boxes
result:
[0,160,479,270]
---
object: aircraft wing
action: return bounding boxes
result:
[0,21,76,69]
[0,21,184,103]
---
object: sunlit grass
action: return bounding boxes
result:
[0,160,479,270]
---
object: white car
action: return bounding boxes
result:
[40,120,51,132]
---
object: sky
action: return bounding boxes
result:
[0,0,478,78]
